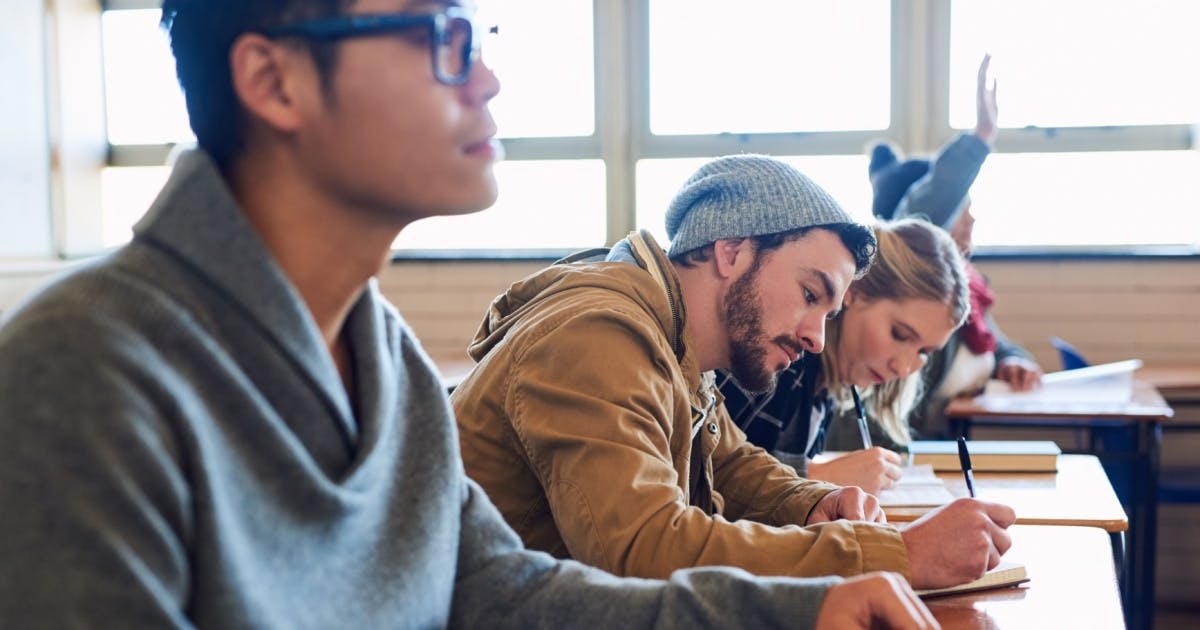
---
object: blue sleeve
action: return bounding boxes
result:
[449,476,840,629]
[894,133,991,229]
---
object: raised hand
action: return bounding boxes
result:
[975,53,999,145]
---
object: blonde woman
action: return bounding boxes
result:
[718,217,971,495]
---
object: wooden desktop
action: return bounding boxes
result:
[945,380,1172,630]
[926,524,1124,629]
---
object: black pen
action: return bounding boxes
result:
[850,386,872,449]
[957,436,977,498]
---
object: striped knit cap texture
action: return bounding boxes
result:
[665,154,855,257]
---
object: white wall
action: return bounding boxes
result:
[0,0,53,257]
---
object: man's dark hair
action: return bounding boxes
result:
[671,223,878,277]
[160,0,346,169]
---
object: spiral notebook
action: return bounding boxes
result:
[914,561,1029,598]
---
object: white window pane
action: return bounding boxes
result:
[969,151,1200,247]
[649,1,890,135]
[636,155,873,246]
[479,1,594,138]
[393,160,606,251]
[101,166,172,247]
[102,10,193,144]
[950,1,1200,128]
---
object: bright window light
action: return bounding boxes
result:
[101,9,193,144]
[393,159,606,251]
[950,1,1200,128]
[649,0,890,135]
[479,0,595,138]
[969,151,1200,247]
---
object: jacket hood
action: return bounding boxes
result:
[466,231,685,364]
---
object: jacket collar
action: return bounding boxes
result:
[612,230,707,397]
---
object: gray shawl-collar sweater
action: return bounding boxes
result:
[0,151,839,628]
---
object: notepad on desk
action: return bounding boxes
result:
[876,464,956,507]
[915,560,1030,598]
[909,440,1061,472]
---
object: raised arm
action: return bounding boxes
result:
[894,54,997,229]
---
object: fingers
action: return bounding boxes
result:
[817,573,941,630]
[981,499,1018,527]
[874,446,904,465]
[863,493,886,523]
[877,573,940,630]
[977,53,991,88]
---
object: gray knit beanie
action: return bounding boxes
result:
[665,154,856,258]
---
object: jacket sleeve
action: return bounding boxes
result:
[894,133,991,229]
[708,405,838,525]
[450,476,842,629]
[0,315,195,629]
[505,307,910,581]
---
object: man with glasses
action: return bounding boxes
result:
[0,1,939,628]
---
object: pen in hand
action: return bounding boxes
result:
[957,436,976,498]
[850,386,872,449]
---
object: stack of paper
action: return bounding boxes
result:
[979,359,1143,405]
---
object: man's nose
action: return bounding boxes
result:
[796,315,826,354]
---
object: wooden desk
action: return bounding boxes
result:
[1136,364,1200,401]
[927,524,1124,629]
[885,454,1128,533]
[945,381,1172,630]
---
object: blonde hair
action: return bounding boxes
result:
[819,218,970,445]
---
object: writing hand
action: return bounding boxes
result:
[815,572,941,630]
[995,357,1043,392]
[807,447,904,495]
[806,486,886,525]
[899,498,1016,589]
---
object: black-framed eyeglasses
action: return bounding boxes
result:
[263,8,494,86]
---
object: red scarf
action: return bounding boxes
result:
[961,262,997,354]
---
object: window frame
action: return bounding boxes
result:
[79,0,1200,261]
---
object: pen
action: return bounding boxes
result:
[850,386,872,449]
[958,436,977,498]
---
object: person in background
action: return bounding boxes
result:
[720,218,971,494]
[452,154,1015,592]
[860,53,1042,444]
[0,1,941,628]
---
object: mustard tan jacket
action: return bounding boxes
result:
[451,231,910,580]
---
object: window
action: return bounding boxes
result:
[81,1,1200,258]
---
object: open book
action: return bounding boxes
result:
[915,560,1029,598]
[876,464,955,507]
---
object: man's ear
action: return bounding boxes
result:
[712,238,754,279]
[228,33,312,134]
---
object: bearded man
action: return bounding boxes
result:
[451,155,1014,590]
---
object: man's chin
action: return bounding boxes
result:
[732,366,778,395]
